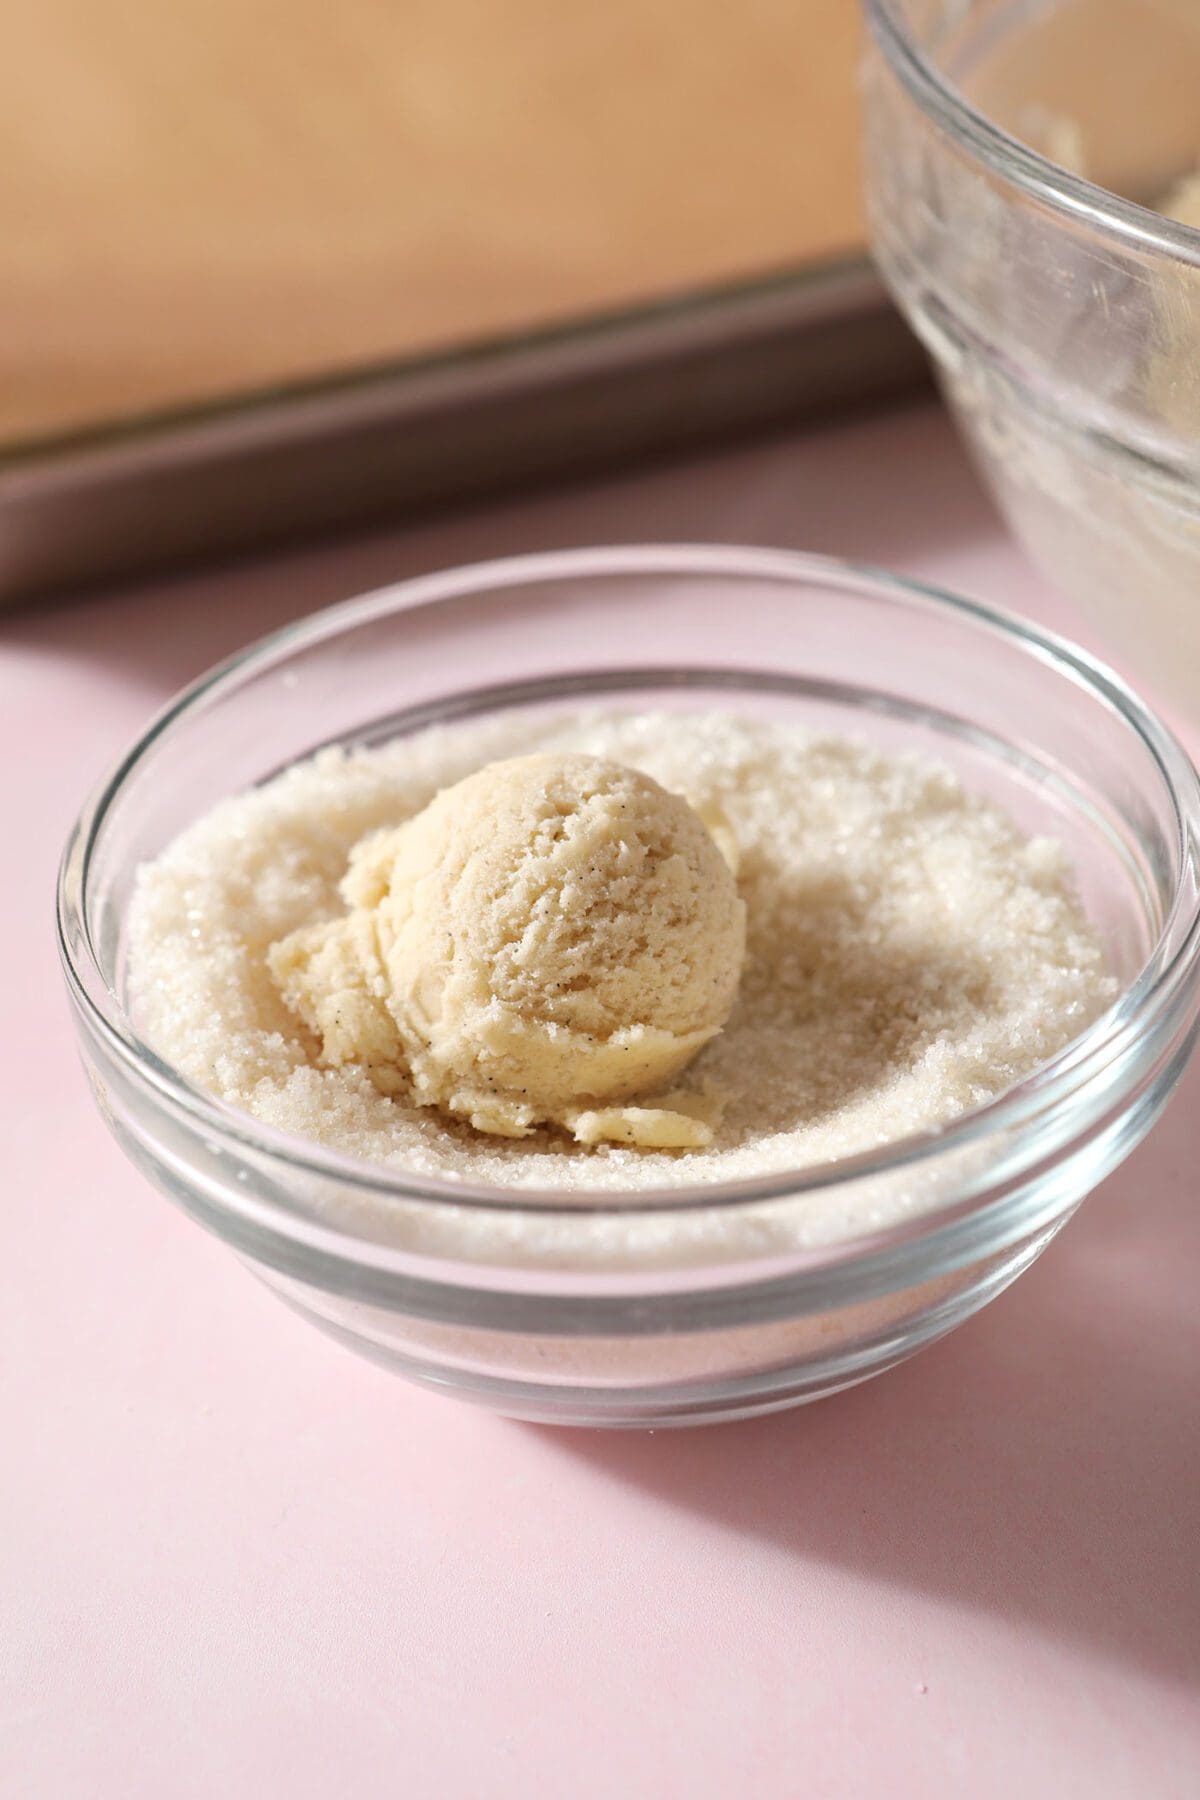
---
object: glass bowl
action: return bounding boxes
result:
[57,546,1200,1427]
[862,0,1200,716]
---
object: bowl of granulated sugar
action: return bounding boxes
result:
[58,547,1200,1426]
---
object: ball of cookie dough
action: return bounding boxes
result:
[269,753,745,1145]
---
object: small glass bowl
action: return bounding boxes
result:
[862,0,1200,716]
[58,547,1200,1426]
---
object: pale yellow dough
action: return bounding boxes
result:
[268,753,746,1147]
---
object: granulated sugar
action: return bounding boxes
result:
[127,710,1117,1209]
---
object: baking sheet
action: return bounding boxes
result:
[0,0,924,599]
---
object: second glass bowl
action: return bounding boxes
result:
[863,0,1200,716]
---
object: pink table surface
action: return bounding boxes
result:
[4,404,1198,1798]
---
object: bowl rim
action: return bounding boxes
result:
[863,0,1200,270]
[57,542,1200,1235]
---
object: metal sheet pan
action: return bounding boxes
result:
[0,257,926,603]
